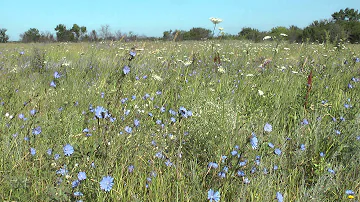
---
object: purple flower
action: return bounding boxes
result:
[32,126,42,135]
[301,118,309,125]
[300,144,306,151]
[274,148,282,156]
[74,191,84,197]
[125,126,132,133]
[264,123,272,132]
[50,81,56,88]
[30,148,36,156]
[72,180,80,188]
[208,189,220,202]
[74,191,83,197]
[208,162,218,169]
[250,132,258,149]
[276,192,284,202]
[123,65,130,74]
[100,176,114,192]
[134,119,140,127]
[128,165,134,173]
[54,71,61,79]
[63,144,74,156]
[78,171,86,181]
[268,142,274,148]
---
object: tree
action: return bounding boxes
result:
[39,31,55,43]
[70,24,81,41]
[89,30,98,41]
[270,26,289,37]
[183,27,211,40]
[0,28,9,43]
[163,30,173,41]
[332,8,360,22]
[238,27,263,42]
[288,25,303,43]
[20,28,41,43]
[99,24,113,40]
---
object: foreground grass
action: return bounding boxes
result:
[0,40,359,201]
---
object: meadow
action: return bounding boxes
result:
[0,39,359,201]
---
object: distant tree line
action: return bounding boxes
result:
[0,8,359,43]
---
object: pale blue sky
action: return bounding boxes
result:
[1,0,359,41]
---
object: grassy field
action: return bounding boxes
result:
[0,39,359,201]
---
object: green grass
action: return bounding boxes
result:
[0,40,359,201]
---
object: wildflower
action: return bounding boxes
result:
[237,170,245,176]
[123,65,130,74]
[231,150,238,156]
[327,168,335,174]
[165,159,173,167]
[50,81,56,88]
[243,178,250,184]
[346,190,355,195]
[47,149,52,155]
[276,192,284,202]
[250,132,258,149]
[124,126,132,133]
[208,162,219,169]
[54,154,60,160]
[268,142,275,148]
[264,123,272,132]
[179,106,192,118]
[74,191,83,197]
[207,189,220,202]
[32,126,42,135]
[274,148,282,156]
[301,118,309,125]
[30,148,36,156]
[128,165,134,173]
[63,144,74,156]
[280,33,288,37]
[100,176,114,192]
[170,117,176,123]
[54,71,61,79]
[18,113,25,119]
[320,152,325,157]
[134,119,140,127]
[218,172,226,178]
[258,90,264,96]
[94,106,108,119]
[239,160,247,167]
[56,165,68,175]
[209,17,222,24]
[72,180,80,188]
[160,106,166,113]
[300,144,306,151]
[78,171,86,181]
[348,83,353,89]
[263,36,272,40]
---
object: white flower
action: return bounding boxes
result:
[209,17,223,24]
[218,27,224,31]
[152,74,163,81]
[246,74,255,77]
[280,33,288,37]
[263,36,272,40]
[258,90,264,96]
[218,66,225,73]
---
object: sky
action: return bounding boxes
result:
[1,0,359,41]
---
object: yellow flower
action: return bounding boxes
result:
[348,195,354,199]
